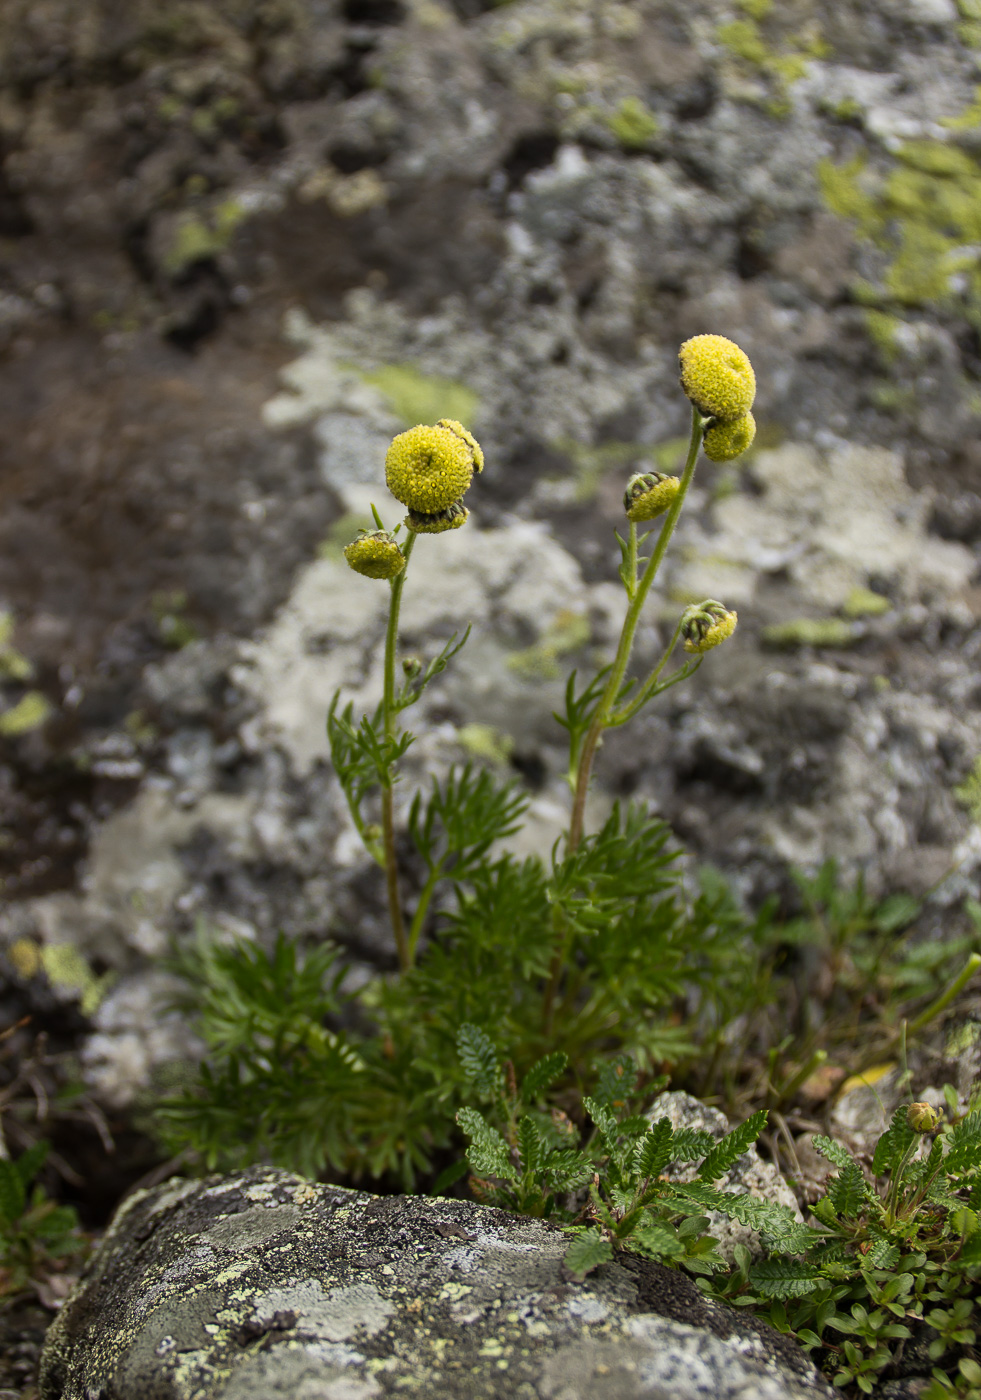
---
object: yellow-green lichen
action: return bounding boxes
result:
[508,610,590,681]
[762,617,857,648]
[842,585,890,618]
[0,612,33,682]
[361,364,479,430]
[456,723,515,765]
[606,98,659,150]
[955,756,981,822]
[717,10,827,112]
[163,200,247,276]
[0,690,53,737]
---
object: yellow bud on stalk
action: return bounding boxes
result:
[703,411,756,462]
[907,1102,940,1133]
[681,599,738,654]
[679,334,756,422]
[385,422,482,514]
[405,500,470,534]
[343,530,406,580]
[624,472,682,522]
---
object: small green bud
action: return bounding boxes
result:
[624,471,681,522]
[343,530,406,580]
[402,656,422,678]
[703,411,756,462]
[907,1102,940,1133]
[681,599,738,654]
[385,422,482,514]
[679,334,756,422]
[405,500,469,534]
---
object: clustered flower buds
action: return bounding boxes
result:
[624,471,681,523]
[681,599,738,654]
[678,333,756,464]
[907,1102,941,1133]
[385,420,483,518]
[343,530,406,580]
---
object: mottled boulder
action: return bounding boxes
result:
[40,1168,835,1400]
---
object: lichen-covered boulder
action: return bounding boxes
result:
[39,1168,835,1400]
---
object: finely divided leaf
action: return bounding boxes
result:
[517,1116,545,1176]
[827,1159,870,1218]
[812,1134,854,1172]
[457,1023,503,1096]
[564,1227,613,1281]
[669,1181,815,1252]
[544,1148,593,1191]
[872,1107,917,1177]
[583,1096,618,1143]
[748,1259,826,1300]
[698,1110,767,1183]
[521,1052,568,1105]
[593,1055,638,1108]
[944,1108,981,1175]
[635,1118,674,1182]
[456,1108,517,1181]
[669,1128,717,1163]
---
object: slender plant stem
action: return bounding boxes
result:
[567,405,704,854]
[543,407,704,1031]
[907,952,981,1035]
[381,530,417,973]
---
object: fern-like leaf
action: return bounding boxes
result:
[827,1159,871,1218]
[635,1118,674,1183]
[698,1110,767,1183]
[944,1108,981,1175]
[593,1055,638,1108]
[456,1108,517,1181]
[456,1024,503,1097]
[872,1106,917,1177]
[521,1052,568,1104]
[517,1116,545,1176]
[564,1227,613,1280]
[748,1259,826,1300]
[669,1127,717,1163]
[812,1134,855,1172]
[0,1160,26,1227]
[669,1181,815,1252]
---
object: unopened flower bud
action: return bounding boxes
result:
[681,599,738,654]
[402,656,422,679]
[703,412,756,463]
[385,422,481,514]
[907,1102,940,1133]
[624,471,681,523]
[679,334,756,422]
[343,530,406,580]
[405,500,469,534]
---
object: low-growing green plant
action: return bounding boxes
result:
[0,1142,86,1299]
[160,336,764,1183]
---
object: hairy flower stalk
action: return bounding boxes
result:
[381,530,417,971]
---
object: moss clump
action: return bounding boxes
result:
[606,98,660,150]
[762,618,856,649]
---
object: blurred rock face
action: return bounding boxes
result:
[2,0,981,1103]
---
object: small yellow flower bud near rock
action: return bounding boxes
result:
[703,412,756,463]
[405,500,469,534]
[681,599,738,654]
[907,1102,940,1133]
[437,418,484,473]
[343,530,406,580]
[679,334,756,422]
[385,422,481,514]
[623,471,681,522]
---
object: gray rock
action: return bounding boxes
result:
[40,1167,835,1400]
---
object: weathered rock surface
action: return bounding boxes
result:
[39,1167,835,1400]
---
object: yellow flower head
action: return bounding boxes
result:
[679,334,756,422]
[343,530,406,580]
[703,411,756,463]
[438,418,484,473]
[681,599,738,654]
[385,422,481,514]
[406,500,470,534]
[624,471,681,523]
[907,1102,940,1134]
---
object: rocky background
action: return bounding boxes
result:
[3,0,981,1384]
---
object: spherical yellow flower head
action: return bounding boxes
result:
[907,1102,940,1134]
[343,530,406,580]
[385,424,476,514]
[679,334,756,422]
[437,418,484,473]
[405,500,469,534]
[624,471,681,523]
[681,599,738,654]
[703,412,756,463]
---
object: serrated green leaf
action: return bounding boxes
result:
[593,1055,638,1108]
[635,1118,674,1182]
[456,1024,503,1097]
[872,1106,917,1177]
[945,1108,981,1175]
[669,1181,815,1251]
[517,1116,544,1176]
[748,1259,826,1300]
[521,1052,568,1104]
[583,1096,618,1142]
[456,1108,517,1181]
[543,1148,593,1191]
[669,1127,717,1162]
[564,1227,613,1280]
[828,1159,870,1218]
[698,1110,767,1183]
[11,1140,49,1190]
[628,1220,685,1261]
[812,1134,855,1172]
